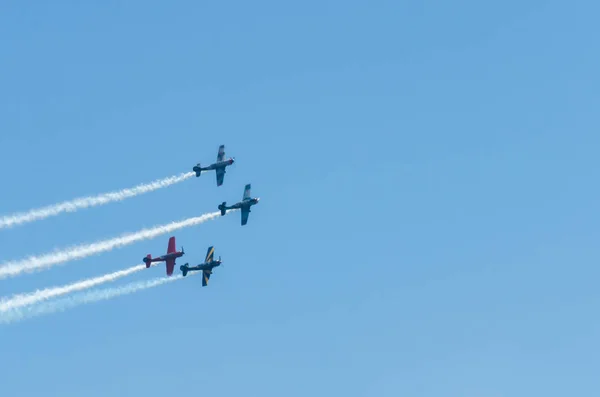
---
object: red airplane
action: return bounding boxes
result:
[143,236,185,276]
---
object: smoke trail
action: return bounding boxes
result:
[0,263,156,311]
[0,210,235,279]
[0,171,197,229]
[0,275,184,324]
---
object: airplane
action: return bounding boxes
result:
[142,236,184,276]
[180,246,222,286]
[218,183,260,226]
[192,144,235,186]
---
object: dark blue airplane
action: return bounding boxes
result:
[218,183,260,225]
[180,246,222,287]
[192,145,235,186]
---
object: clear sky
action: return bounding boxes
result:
[0,0,599,395]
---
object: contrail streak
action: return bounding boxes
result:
[0,275,184,324]
[0,263,155,311]
[0,171,197,229]
[0,210,234,280]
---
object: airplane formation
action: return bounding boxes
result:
[144,144,259,285]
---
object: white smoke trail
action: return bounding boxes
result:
[0,263,156,311]
[0,171,197,229]
[0,275,184,324]
[0,209,235,280]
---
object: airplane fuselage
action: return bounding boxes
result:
[225,197,259,210]
[145,251,183,263]
[180,260,221,277]
[194,159,234,172]
[188,260,221,272]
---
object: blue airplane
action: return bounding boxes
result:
[180,246,222,286]
[218,184,260,225]
[192,144,235,186]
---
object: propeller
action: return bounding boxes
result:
[181,246,185,254]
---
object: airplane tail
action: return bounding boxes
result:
[180,264,188,277]
[218,202,227,216]
[143,254,152,268]
[194,164,202,177]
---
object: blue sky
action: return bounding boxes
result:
[0,0,599,395]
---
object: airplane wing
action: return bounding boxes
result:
[217,145,225,162]
[216,168,225,186]
[167,236,176,254]
[166,258,175,276]
[242,183,251,200]
[205,246,215,263]
[241,207,250,225]
[202,269,212,286]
